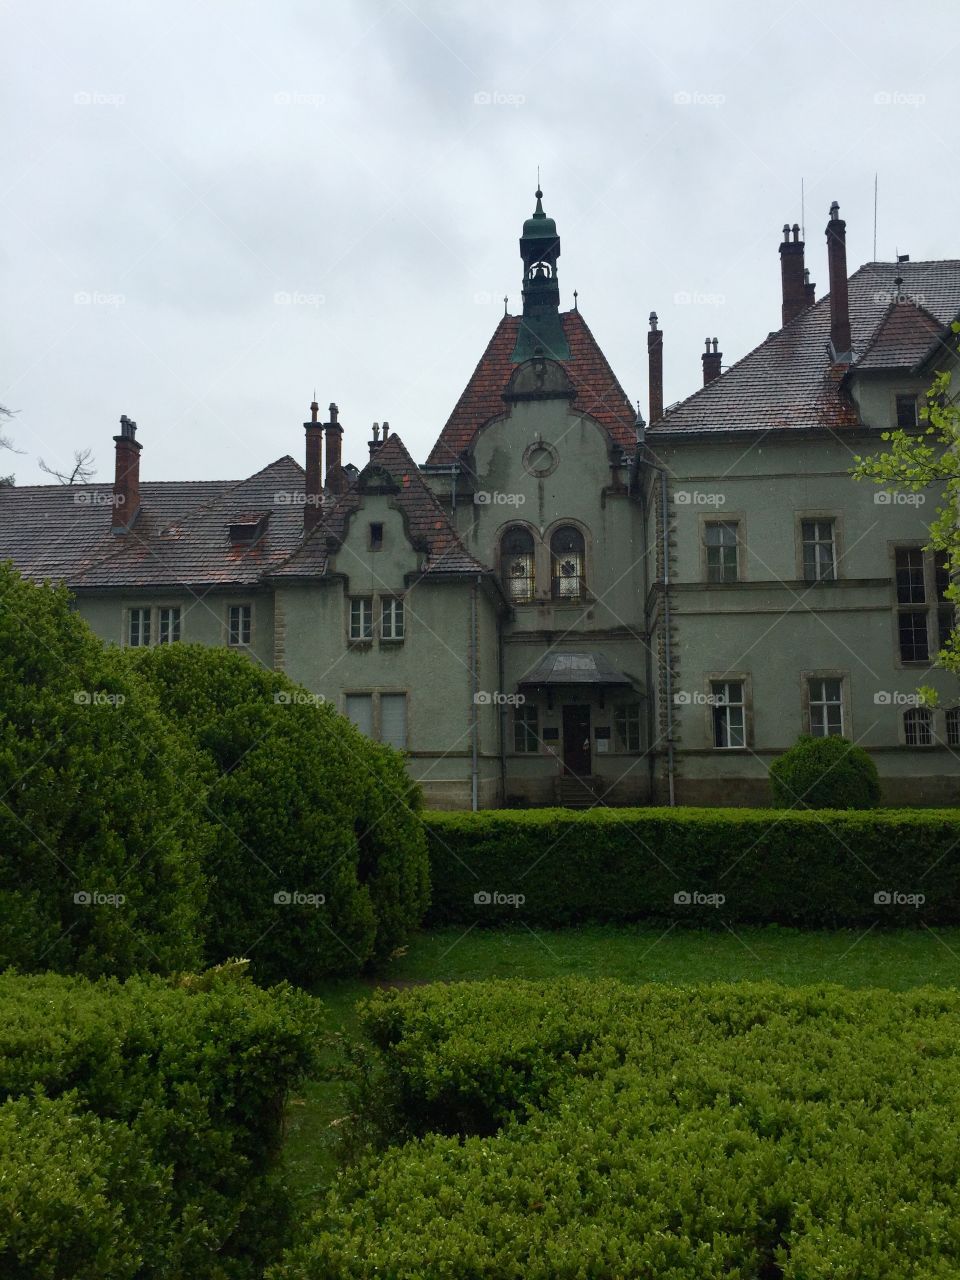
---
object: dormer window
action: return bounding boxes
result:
[229,513,269,545]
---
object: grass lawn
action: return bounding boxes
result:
[280,922,960,1209]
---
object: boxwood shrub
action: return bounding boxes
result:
[770,734,881,808]
[272,979,960,1278]
[131,644,430,984]
[0,966,323,1279]
[423,807,960,928]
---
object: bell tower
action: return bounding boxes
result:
[511,186,571,363]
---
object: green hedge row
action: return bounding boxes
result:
[0,966,323,1279]
[423,807,960,927]
[272,979,960,1278]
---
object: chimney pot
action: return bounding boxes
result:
[647,313,663,423]
[825,200,852,359]
[112,415,142,531]
[304,401,324,532]
[779,218,809,325]
[324,403,345,494]
[382,421,390,440]
[701,338,723,386]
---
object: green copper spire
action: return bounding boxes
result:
[511,186,570,363]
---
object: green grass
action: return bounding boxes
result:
[280,923,960,1208]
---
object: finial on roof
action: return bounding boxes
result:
[310,399,319,423]
[573,289,578,311]
[503,295,508,315]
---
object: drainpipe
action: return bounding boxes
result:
[470,578,480,811]
[659,467,676,807]
[497,612,507,805]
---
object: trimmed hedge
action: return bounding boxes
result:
[272,979,960,1278]
[770,734,881,808]
[0,966,323,1279]
[423,807,960,928]
[132,645,430,983]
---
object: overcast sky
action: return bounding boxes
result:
[2,0,956,485]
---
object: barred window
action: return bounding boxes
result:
[904,706,933,747]
[500,527,535,603]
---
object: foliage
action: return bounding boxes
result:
[272,978,960,1279]
[131,644,429,984]
[0,564,207,976]
[0,967,324,1279]
[853,327,960,692]
[421,807,958,928]
[769,734,881,809]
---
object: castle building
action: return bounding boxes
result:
[3,192,958,807]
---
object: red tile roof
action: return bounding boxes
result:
[856,299,948,371]
[426,309,636,465]
[652,261,960,436]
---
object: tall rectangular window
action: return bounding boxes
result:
[157,606,181,645]
[704,522,739,583]
[349,597,373,641]
[809,677,844,737]
[895,548,926,604]
[614,703,642,752]
[227,604,251,647]
[711,680,745,749]
[128,607,151,647]
[896,394,919,428]
[381,597,404,641]
[380,693,407,750]
[898,612,930,662]
[801,520,836,582]
[514,704,539,753]
[345,693,373,738]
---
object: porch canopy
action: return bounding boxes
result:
[517,652,637,689]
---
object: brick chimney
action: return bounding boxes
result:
[825,201,852,360]
[111,415,142,532]
[647,312,663,424]
[324,402,345,495]
[779,223,808,325]
[304,399,322,532]
[701,337,722,385]
[804,267,816,307]
[369,422,381,458]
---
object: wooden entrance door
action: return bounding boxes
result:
[562,704,591,777]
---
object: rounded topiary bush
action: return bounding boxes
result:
[0,564,207,976]
[131,644,429,984]
[769,734,881,809]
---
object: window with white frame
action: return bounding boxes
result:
[904,706,934,747]
[711,679,745,749]
[614,703,642,752]
[127,607,151,647]
[381,596,404,641]
[349,597,373,641]
[801,519,837,582]
[704,521,739,583]
[514,703,539,753]
[946,707,960,748]
[227,603,252,647]
[157,606,181,645]
[379,693,407,749]
[895,547,929,662]
[808,677,844,737]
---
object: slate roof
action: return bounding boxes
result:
[426,309,637,466]
[271,432,490,580]
[518,651,636,687]
[651,260,960,436]
[0,458,308,591]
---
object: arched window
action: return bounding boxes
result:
[904,706,933,747]
[551,526,585,601]
[500,527,535,603]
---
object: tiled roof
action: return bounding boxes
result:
[0,458,309,590]
[651,260,960,436]
[271,433,490,580]
[426,309,636,465]
[855,299,948,371]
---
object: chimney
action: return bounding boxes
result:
[701,337,722,385]
[382,421,390,441]
[304,399,322,532]
[112,415,142,531]
[804,267,816,307]
[324,402,345,494]
[647,312,663,424]
[779,222,808,325]
[825,201,852,360]
[369,422,381,458]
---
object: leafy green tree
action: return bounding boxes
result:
[131,645,429,985]
[0,564,207,975]
[853,324,960,693]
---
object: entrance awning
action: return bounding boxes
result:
[517,652,637,689]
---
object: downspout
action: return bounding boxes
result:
[660,467,676,807]
[470,578,480,812]
[497,609,507,805]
